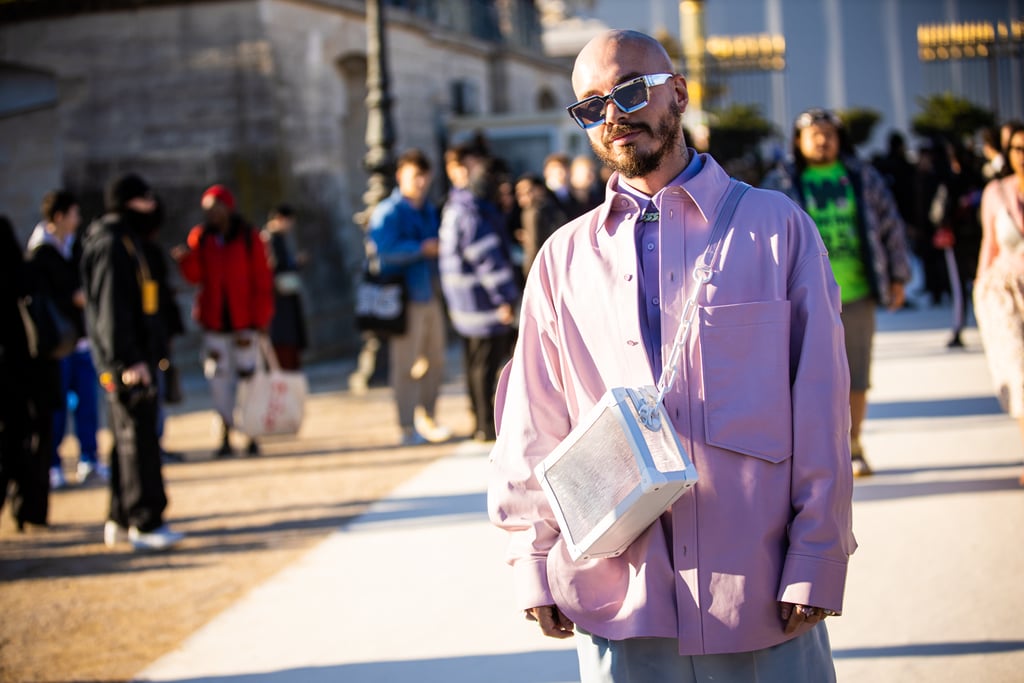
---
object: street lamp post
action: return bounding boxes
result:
[349,0,397,394]
[679,0,785,150]
[359,0,396,225]
[679,0,709,149]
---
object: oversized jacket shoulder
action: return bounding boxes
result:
[490,155,854,655]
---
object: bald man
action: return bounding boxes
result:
[488,30,855,682]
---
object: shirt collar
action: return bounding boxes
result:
[617,149,703,202]
[596,150,727,231]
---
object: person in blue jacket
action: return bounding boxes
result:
[367,149,451,446]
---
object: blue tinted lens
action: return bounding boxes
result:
[568,77,649,129]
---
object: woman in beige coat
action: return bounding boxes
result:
[975,122,1024,485]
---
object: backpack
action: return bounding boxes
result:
[18,289,77,359]
[21,244,77,360]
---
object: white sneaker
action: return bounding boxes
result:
[103,520,128,548]
[414,414,452,444]
[77,462,95,484]
[49,466,67,490]
[129,525,184,551]
[78,461,110,484]
[347,373,369,396]
[77,462,93,483]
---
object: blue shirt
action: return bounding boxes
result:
[619,150,703,378]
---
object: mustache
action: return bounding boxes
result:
[603,122,650,143]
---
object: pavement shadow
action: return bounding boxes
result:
[879,460,1020,476]
[867,395,1003,420]
[164,452,445,485]
[351,491,488,529]
[170,499,377,526]
[0,497,378,582]
[874,307,953,333]
[834,639,1024,658]
[853,475,1021,502]
[131,649,580,683]
[0,541,208,581]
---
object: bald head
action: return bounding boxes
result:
[572,30,674,95]
[568,29,689,194]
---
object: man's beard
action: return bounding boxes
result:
[592,101,683,178]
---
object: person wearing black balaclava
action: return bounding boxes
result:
[80,172,184,551]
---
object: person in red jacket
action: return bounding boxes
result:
[174,185,274,457]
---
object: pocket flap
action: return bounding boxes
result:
[700,301,792,463]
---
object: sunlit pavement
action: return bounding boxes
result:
[136,303,1024,683]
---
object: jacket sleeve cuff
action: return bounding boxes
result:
[777,553,849,614]
[512,556,554,611]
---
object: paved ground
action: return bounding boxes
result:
[0,344,475,683]
[135,305,1024,683]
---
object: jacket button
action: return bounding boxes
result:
[627,340,639,346]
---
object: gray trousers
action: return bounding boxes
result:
[388,299,446,430]
[576,622,836,683]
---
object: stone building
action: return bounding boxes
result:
[0,0,572,358]
[549,0,1024,154]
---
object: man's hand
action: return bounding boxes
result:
[779,602,835,635]
[525,605,575,639]
[420,237,439,258]
[121,362,152,387]
[497,303,514,326]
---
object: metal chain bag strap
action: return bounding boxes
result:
[534,179,750,562]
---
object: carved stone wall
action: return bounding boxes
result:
[0,0,571,361]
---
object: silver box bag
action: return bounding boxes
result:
[535,180,750,562]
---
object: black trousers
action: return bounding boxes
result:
[463,331,515,440]
[107,389,167,532]
[0,402,51,528]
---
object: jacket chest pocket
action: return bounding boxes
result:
[698,301,792,463]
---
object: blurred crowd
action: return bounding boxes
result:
[351,139,608,446]
[4,112,1024,547]
[0,137,605,549]
[867,125,1007,342]
[0,177,309,550]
